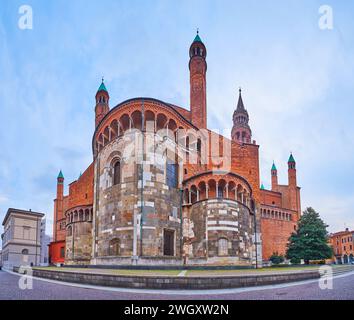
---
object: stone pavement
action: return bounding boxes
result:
[1,267,354,300]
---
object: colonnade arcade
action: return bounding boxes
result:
[183,173,253,209]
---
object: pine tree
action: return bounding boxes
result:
[286,207,333,264]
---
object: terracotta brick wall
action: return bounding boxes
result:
[261,218,296,259]
[68,163,94,209]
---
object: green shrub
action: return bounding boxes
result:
[269,253,285,265]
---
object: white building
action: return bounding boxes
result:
[40,219,51,265]
[1,208,45,270]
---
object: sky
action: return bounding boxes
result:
[0,0,354,235]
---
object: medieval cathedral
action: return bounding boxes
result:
[49,33,301,267]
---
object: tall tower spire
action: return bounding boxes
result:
[95,78,110,128]
[287,153,300,214]
[271,162,278,191]
[53,170,64,242]
[288,153,297,186]
[231,88,252,143]
[189,31,207,129]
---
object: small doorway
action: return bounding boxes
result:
[163,230,175,256]
[343,255,349,264]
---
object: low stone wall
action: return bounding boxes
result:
[13,267,320,290]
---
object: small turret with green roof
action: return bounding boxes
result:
[288,153,296,163]
[57,170,64,184]
[261,184,265,190]
[189,30,207,60]
[97,81,108,93]
[193,32,203,43]
[95,78,110,127]
[271,162,277,171]
[57,170,64,179]
[288,153,296,170]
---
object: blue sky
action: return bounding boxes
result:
[0,0,354,235]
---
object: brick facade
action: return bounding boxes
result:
[49,33,301,267]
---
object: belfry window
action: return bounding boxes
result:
[113,160,121,185]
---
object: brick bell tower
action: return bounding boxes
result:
[271,162,278,191]
[95,79,110,128]
[189,31,207,129]
[54,170,64,242]
[232,89,252,144]
[288,153,301,215]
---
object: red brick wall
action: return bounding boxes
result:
[68,163,94,209]
[260,189,282,207]
[190,56,207,129]
[261,218,297,259]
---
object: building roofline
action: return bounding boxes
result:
[260,189,282,195]
[330,230,354,237]
[2,208,45,226]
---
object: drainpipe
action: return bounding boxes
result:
[179,188,183,263]
[252,201,258,269]
[35,217,39,266]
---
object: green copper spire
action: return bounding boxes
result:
[261,184,265,190]
[97,78,108,93]
[288,153,296,163]
[57,170,64,180]
[271,162,277,171]
[78,172,82,179]
[193,29,203,43]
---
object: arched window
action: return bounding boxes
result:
[113,160,121,185]
[109,238,120,256]
[21,249,29,255]
[218,238,228,257]
[67,226,72,237]
[217,186,224,199]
